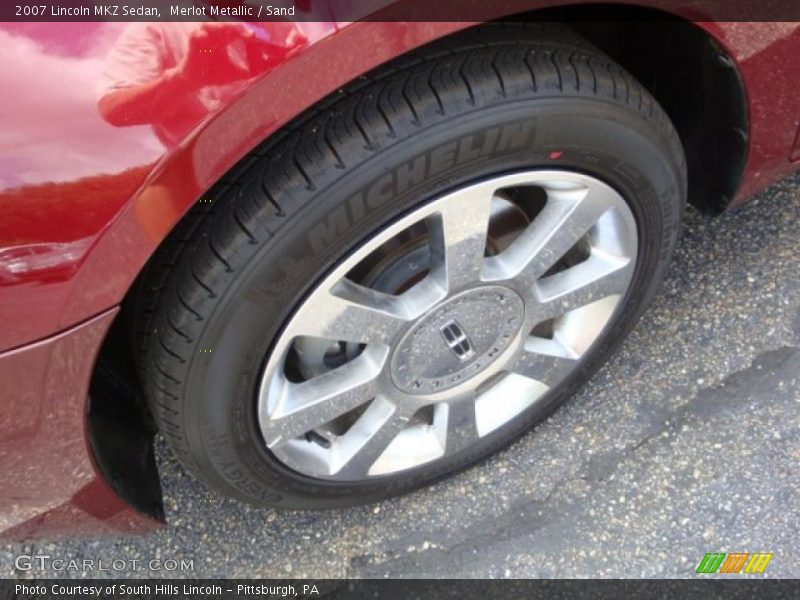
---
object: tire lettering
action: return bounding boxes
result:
[306,120,536,253]
[496,121,534,152]
[396,155,427,194]
[365,172,394,209]
[429,140,458,176]
[456,134,482,163]
[308,204,350,254]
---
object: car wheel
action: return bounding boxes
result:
[135,24,686,507]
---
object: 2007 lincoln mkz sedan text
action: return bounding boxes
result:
[1,11,799,539]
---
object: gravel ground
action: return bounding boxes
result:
[3,173,799,579]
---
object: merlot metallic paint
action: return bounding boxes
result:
[0,11,799,538]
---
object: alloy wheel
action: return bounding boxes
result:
[257,170,638,480]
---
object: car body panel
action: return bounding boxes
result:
[1,6,799,538]
[0,308,161,540]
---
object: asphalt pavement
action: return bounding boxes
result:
[3,172,799,579]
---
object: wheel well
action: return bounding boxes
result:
[513,4,748,214]
[87,314,164,521]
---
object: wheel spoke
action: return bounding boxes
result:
[261,349,386,448]
[259,170,639,482]
[334,397,412,479]
[290,279,411,346]
[442,393,479,455]
[484,181,618,286]
[428,185,494,292]
[511,337,579,387]
[535,254,633,321]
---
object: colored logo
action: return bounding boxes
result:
[696,552,773,574]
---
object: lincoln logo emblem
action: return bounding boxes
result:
[440,319,475,361]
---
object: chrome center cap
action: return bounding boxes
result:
[390,286,524,395]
